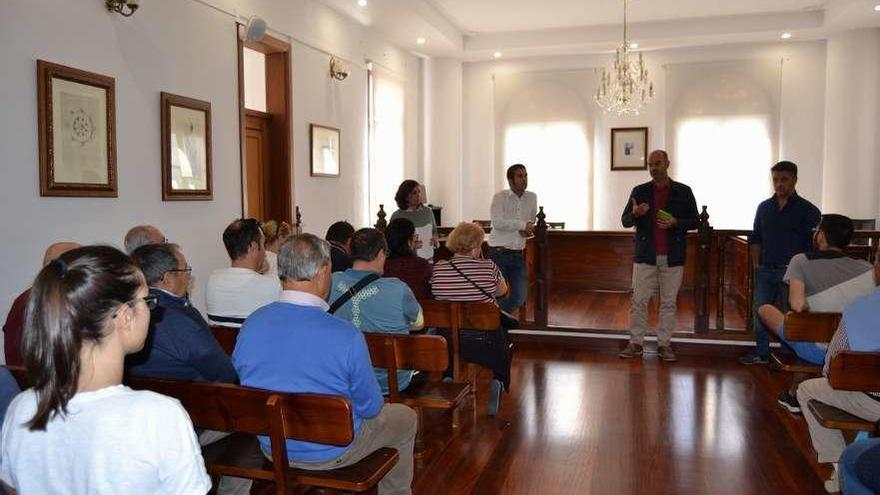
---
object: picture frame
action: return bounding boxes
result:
[611,127,649,171]
[37,60,117,197]
[161,92,213,201]
[310,124,340,177]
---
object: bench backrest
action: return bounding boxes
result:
[418,300,500,381]
[364,333,449,400]
[783,312,842,343]
[210,325,239,356]
[828,351,880,392]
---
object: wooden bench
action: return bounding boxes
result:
[122,377,399,495]
[807,351,880,436]
[769,311,841,374]
[210,325,239,356]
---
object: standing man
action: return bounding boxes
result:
[619,150,699,362]
[740,161,821,365]
[488,164,538,316]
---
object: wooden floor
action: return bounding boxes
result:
[413,340,828,495]
[544,288,748,332]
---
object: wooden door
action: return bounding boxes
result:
[244,111,271,221]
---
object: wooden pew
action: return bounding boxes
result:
[807,351,880,436]
[770,311,841,374]
[125,376,398,494]
[210,325,239,356]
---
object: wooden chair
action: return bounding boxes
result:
[125,376,398,494]
[807,351,880,436]
[210,325,239,356]
[770,311,841,374]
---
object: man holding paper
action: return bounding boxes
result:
[619,150,699,362]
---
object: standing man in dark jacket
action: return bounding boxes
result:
[618,150,699,362]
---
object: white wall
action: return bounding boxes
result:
[457,41,829,229]
[0,0,421,360]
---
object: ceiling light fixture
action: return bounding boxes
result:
[594,0,654,115]
[416,37,426,45]
[630,42,638,49]
[874,4,880,11]
[357,0,367,6]
[493,51,503,59]
[781,32,792,39]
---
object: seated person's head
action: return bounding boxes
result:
[24,245,151,430]
[815,214,854,251]
[385,218,416,259]
[131,243,191,298]
[394,180,423,210]
[124,225,165,254]
[447,222,485,257]
[325,221,355,250]
[277,234,332,299]
[42,242,81,267]
[261,220,293,253]
[222,218,265,270]
[350,228,388,271]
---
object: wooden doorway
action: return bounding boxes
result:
[237,33,292,223]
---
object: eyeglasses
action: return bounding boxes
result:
[112,294,158,318]
[167,266,192,274]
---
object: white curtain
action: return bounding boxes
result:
[665,59,782,229]
[368,64,405,220]
[493,70,596,230]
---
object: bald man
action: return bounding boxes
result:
[619,150,699,362]
[124,225,166,254]
[3,242,80,365]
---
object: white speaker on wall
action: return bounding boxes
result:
[240,15,267,42]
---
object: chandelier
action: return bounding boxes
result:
[594,0,654,115]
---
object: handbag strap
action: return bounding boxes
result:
[328,273,380,314]
[448,259,497,302]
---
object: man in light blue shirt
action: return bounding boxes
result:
[233,234,417,495]
[330,228,423,394]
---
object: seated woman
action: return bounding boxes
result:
[390,180,438,261]
[383,218,432,300]
[430,222,510,415]
[261,219,293,276]
[0,246,210,494]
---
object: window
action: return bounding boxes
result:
[242,47,266,112]
[368,64,405,222]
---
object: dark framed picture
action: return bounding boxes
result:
[37,60,117,197]
[611,127,649,171]
[310,124,340,177]
[161,92,212,201]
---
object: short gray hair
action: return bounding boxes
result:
[278,233,330,281]
[124,225,163,254]
[130,243,180,286]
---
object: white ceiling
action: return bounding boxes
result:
[318,0,880,59]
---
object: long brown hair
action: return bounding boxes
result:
[23,245,143,430]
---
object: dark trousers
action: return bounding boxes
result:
[753,266,789,358]
[489,248,527,314]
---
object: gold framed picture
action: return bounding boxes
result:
[611,127,648,171]
[310,124,340,177]
[161,92,212,201]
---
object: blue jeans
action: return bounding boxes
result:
[753,266,789,359]
[778,322,826,365]
[489,248,527,314]
[840,437,880,495]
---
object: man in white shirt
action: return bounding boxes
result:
[207,218,281,327]
[488,164,538,315]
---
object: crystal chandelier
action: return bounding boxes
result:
[594,0,654,115]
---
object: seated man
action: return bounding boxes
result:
[128,243,237,383]
[207,218,280,327]
[233,234,416,495]
[3,241,79,366]
[757,215,875,412]
[329,228,423,394]
[326,221,355,273]
[797,286,880,493]
[124,224,166,254]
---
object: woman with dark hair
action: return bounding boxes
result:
[0,246,210,494]
[390,180,438,260]
[383,218,432,299]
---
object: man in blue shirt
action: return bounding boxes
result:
[330,228,423,394]
[233,234,417,495]
[741,161,821,365]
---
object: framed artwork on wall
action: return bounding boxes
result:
[161,92,212,201]
[611,127,648,171]
[37,60,117,197]
[310,124,340,177]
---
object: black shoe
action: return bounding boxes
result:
[738,352,769,365]
[777,391,802,414]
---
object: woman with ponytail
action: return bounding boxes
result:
[0,245,210,494]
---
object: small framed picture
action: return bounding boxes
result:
[310,124,340,177]
[161,92,212,201]
[37,60,117,197]
[611,127,648,171]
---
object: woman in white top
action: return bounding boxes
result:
[0,245,211,495]
[260,219,293,276]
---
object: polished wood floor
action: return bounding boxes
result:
[545,288,748,332]
[413,340,828,495]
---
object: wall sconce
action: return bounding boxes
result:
[329,57,349,81]
[106,0,140,17]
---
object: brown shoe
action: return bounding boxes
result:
[658,345,677,362]
[618,343,643,359]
